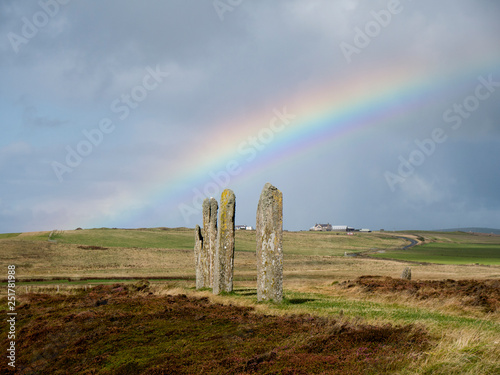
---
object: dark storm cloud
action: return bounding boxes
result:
[0,0,499,232]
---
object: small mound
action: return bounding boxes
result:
[340,276,500,312]
[77,245,109,250]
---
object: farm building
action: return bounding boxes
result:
[331,225,355,232]
[310,223,333,231]
[236,225,253,230]
[310,224,355,232]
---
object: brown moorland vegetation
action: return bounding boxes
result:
[0,283,429,375]
[339,276,500,313]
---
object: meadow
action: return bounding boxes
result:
[0,228,499,374]
[371,231,500,265]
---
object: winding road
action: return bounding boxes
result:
[346,234,422,258]
[396,236,419,250]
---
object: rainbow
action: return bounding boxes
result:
[86,54,500,228]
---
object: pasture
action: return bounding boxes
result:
[371,231,500,265]
[0,228,499,374]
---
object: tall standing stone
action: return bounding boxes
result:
[208,198,218,287]
[200,199,212,288]
[214,189,236,295]
[202,197,218,288]
[256,183,283,303]
[194,225,205,289]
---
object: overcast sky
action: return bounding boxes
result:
[1,0,499,233]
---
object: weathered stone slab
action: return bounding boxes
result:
[256,183,283,303]
[208,198,218,287]
[213,189,236,295]
[202,197,210,240]
[200,199,213,288]
[194,225,204,289]
[401,267,412,280]
[202,197,218,288]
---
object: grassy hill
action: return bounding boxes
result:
[436,227,500,235]
[15,227,406,254]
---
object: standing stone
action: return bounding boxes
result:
[213,189,236,295]
[200,199,212,288]
[202,198,210,240]
[202,197,218,288]
[401,267,412,280]
[256,183,283,303]
[208,198,218,287]
[194,225,205,289]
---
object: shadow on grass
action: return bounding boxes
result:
[286,298,317,305]
[231,291,317,304]
[232,288,257,296]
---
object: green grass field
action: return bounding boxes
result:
[369,231,500,265]
[16,228,407,256]
[22,228,195,250]
[0,233,21,239]
[371,243,500,265]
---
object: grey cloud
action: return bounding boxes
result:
[0,0,499,232]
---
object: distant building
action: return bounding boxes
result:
[359,229,372,233]
[310,224,355,232]
[310,223,333,231]
[332,225,355,232]
[236,225,253,230]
